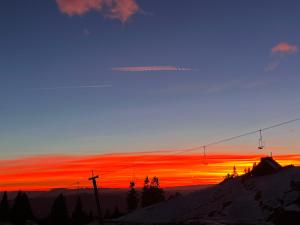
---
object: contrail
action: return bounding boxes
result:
[35,85,112,90]
[112,66,193,72]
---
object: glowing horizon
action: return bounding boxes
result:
[0,153,299,191]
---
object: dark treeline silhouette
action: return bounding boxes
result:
[0,192,92,225]
[125,176,165,211]
[48,193,69,225]
[126,181,139,212]
[11,191,34,225]
[0,191,9,222]
[72,197,91,225]
[222,162,257,183]
[141,176,165,207]
[0,175,165,224]
[0,191,35,225]
[44,194,92,225]
[222,165,239,183]
[221,157,292,184]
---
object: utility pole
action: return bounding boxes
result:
[89,171,102,225]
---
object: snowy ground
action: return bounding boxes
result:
[95,167,300,225]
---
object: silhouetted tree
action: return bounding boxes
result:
[144,176,150,188]
[11,191,34,225]
[49,194,69,225]
[141,176,165,207]
[233,165,238,178]
[0,191,10,222]
[71,197,89,225]
[126,181,139,212]
[151,176,159,187]
[221,165,240,183]
[150,176,165,204]
[141,176,151,207]
[252,162,257,170]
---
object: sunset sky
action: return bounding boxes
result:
[1,153,300,191]
[1,0,300,190]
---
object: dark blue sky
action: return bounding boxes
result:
[1,0,300,157]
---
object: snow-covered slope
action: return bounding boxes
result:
[117,167,300,225]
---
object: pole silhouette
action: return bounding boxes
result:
[89,171,102,225]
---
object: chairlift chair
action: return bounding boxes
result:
[258,130,264,150]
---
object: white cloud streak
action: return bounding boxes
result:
[35,85,112,90]
[112,66,193,72]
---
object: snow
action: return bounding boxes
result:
[114,167,300,225]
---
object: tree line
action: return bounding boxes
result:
[0,191,93,225]
[127,176,165,212]
[0,176,166,225]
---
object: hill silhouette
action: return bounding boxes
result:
[117,163,300,225]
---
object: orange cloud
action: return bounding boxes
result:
[56,0,104,15]
[112,66,193,72]
[266,42,298,71]
[272,42,298,54]
[105,0,139,23]
[56,0,139,22]
[0,153,299,191]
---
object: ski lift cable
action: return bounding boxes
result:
[101,118,300,179]
[261,118,300,132]
[66,118,300,186]
[100,118,300,176]
[172,118,300,155]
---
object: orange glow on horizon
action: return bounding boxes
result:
[0,153,299,191]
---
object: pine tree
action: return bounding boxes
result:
[233,165,238,178]
[126,181,139,211]
[11,191,34,225]
[0,191,10,222]
[151,176,159,187]
[72,197,89,225]
[49,194,69,225]
[144,176,150,188]
[149,176,165,205]
[141,176,151,207]
[141,176,165,207]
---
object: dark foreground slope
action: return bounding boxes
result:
[115,167,300,225]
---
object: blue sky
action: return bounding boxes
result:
[1,0,300,157]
